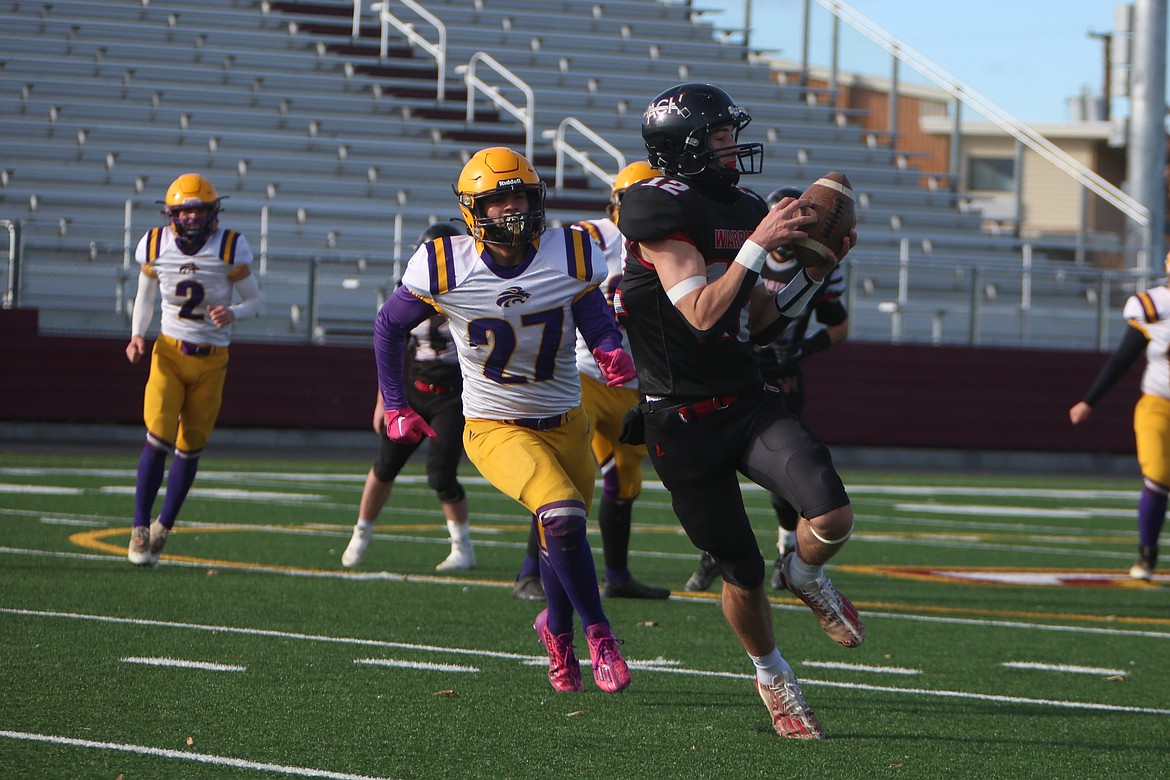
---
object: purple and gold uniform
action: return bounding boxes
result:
[1075,282,1170,578]
[136,224,253,452]
[125,173,262,567]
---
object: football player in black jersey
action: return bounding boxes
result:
[683,186,851,593]
[614,83,862,739]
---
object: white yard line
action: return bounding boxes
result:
[3,607,1169,717]
[1002,661,1129,676]
[120,656,246,672]
[353,658,480,673]
[0,730,396,780]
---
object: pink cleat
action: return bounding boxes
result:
[584,622,631,694]
[533,609,583,692]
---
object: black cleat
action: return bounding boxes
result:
[601,576,670,599]
[511,573,545,601]
[684,551,721,592]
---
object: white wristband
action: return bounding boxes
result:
[733,239,767,274]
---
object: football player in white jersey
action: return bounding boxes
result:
[510,161,671,601]
[373,147,637,693]
[124,173,263,566]
[1069,254,1170,580]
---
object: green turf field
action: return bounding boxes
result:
[1,450,1167,779]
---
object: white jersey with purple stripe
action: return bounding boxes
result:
[135,226,253,347]
[1125,285,1170,400]
[570,217,638,390]
[399,228,607,420]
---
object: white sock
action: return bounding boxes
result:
[777,529,796,554]
[785,553,823,590]
[749,647,794,685]
[447,519,470,545]
[356,518,374,532]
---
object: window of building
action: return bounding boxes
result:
[967,157,1015,192]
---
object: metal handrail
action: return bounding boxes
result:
[457,52,534,160]
[371,0,447,101]
[542,117,627,194]
[1,219,21,308]
[816,0,1151,227]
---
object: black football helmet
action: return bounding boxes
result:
[641,83,763,186]
[416,220,467,246]
[763,186,804,277]
[766,186,803,208]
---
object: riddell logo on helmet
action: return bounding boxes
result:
[498,177,524,187]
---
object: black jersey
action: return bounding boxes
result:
[615,175,770,398]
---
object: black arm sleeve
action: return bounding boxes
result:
[1082,324,1147,405]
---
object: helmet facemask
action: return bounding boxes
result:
[673,118,762,187]
[161,173,221,250]
[166,203,219,248]
[458,182,546,247]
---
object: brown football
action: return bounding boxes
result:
[791,171,856,268]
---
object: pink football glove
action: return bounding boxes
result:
[384,406,436,444]
[592,346,636,387]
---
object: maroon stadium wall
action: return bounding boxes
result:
[0,308,1141,454]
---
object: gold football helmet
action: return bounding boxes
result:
[608,160,661,219]
[162,173,221,245]
[455,147,546,246]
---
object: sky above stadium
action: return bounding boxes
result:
[703,0,1158,124]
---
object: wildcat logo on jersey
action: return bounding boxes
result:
[496,286,531,308]
[179,262,198,275]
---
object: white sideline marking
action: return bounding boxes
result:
[1,545,1168,637]
[354,658,479,673]
[121,656,246,672]
[38,516,106,527]
[1003,661,1129,676]
[0,729,394,779]
[0,483,82,495]
[801,660,922,675]
[4,608,1169,717]
[894,502,1091,519]
[0,467,1140,500]
[98,486,328,502]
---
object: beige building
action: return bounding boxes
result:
[764,58,1140,258]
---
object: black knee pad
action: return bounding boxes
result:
[717,550,765,589]
[770,493,799,531]
[434,482,465,504]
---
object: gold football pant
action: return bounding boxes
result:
[1134,393,1170,486]
[142,333,229,453]
[462,406,595,525]
[579,373,645,501]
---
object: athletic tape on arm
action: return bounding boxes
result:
[773,268,821,316]
[666,275,708,305]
